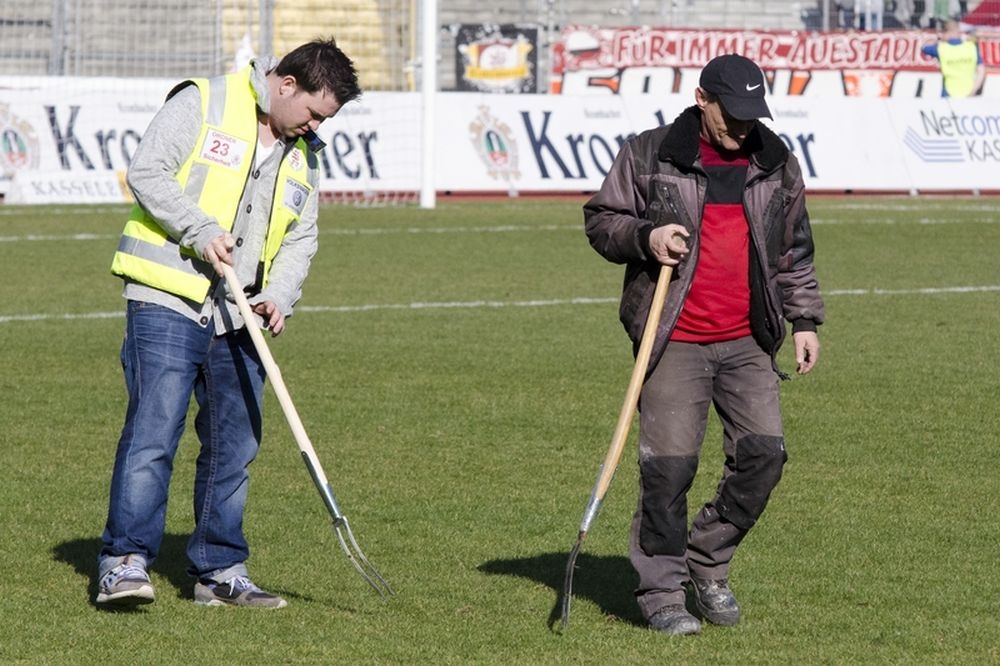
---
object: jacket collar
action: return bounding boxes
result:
[249,56,278,115]
[656,105,788,175]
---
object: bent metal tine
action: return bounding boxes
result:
[221,264,393,597]
[300,448,394,597]
[558,264,673,632]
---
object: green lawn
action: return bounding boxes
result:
[1,197,997,665]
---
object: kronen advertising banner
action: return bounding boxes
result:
[2,78,997,203]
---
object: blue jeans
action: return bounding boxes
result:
[99,301,265,582]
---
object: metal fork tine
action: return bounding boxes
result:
[333,518,395,597]
[558,535,584,632]
[299,453,393,597]
[341,518,395,595]
[220,265,393,599]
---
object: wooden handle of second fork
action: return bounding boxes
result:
[579,264,673,532]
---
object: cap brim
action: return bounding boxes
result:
[719,94,772,121]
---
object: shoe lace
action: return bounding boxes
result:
[224,575,260,594]
[121,564,146,578]
[105,562,147,585]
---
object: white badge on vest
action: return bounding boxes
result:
[283,179,309,215]
[200,129,249,170]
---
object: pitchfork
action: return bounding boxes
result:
[557,263,673,631]
[221,264,393,598]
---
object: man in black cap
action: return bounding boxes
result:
[583,53,824,635]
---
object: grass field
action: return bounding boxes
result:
[1,196,998,665]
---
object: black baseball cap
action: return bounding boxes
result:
[699,54,772,121]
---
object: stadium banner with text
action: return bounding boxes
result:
[2,77,998,202]
[434,93,999,193]
[551,26,1000,98]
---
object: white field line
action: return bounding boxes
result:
[810,216,1000,225]
[0,198,996,220]
[4,211,1000,244]
[0,225,579,243]
[3,285,999,325]
[0,232,117,242]
[0,205,130,218]
[811,201,1000,213]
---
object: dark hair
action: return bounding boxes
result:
[275,38,362,106]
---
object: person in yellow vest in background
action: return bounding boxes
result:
[922,20,986,98]
[96,38,361,609]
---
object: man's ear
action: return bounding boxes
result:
[694,86,708,109]
[278,75,298,96]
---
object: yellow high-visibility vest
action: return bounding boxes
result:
[111,67,316,303]
[938,40,979,98]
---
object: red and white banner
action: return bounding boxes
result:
[551,26,1000,98]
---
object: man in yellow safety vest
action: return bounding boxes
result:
[96,38,360,609]
[922,20,986,98]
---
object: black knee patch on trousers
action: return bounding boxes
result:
[717,435,787,530]
[638,455,699,556]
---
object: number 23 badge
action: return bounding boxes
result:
[200,129,249,169]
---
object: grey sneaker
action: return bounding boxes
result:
[648,604,701,636]
[194,575,288,609]
[690,577,740,626]
[96,555,155,606]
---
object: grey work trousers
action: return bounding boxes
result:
[629,336,787,619]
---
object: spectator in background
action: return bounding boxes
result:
[922,20,986,97]
[854,0,885,30]
[931,0,963,26]
[893,0,916,28]
[835,0,857,28]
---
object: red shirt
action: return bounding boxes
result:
[671,138,752,343]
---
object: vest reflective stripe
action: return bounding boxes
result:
[111,67,315,302]
[185,162,210,201]
[207,76,227,126]
[114,230,214,299]
[938,41,979,97]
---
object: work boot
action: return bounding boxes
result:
[690,577,740,626]
[648,604,701,636]
[96,555,155,606]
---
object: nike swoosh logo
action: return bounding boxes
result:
[746,83,762,91]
